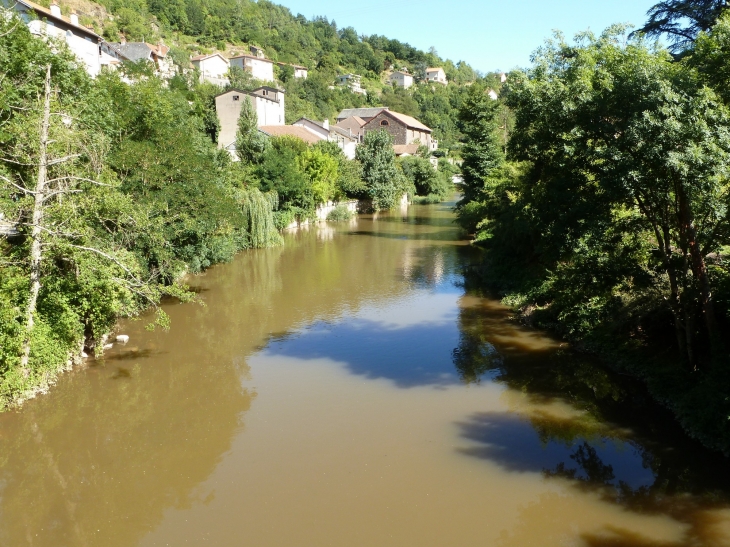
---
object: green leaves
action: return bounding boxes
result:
[356,130,405,211]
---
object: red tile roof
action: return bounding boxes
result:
[380,110,432,132]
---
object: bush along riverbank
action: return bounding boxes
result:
[455,30,730,454]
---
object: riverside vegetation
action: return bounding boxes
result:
[0,7,461,408]
[457,3,730,454]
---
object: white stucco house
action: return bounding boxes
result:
[388,70,413,89]
[215,87,285,156]
[336,74,366,95]
[229,55,275,82]
[7,0,105,77]
[425,67,447,85]
[191,53,230,85]
[487,89,498,100]
[277,62,308,79]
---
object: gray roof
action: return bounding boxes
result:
[112,43,153,63]
[330,125,358,141]
[336,107,388,120]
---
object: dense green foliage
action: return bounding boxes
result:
[0,15,280,408]
[398,156,451,201]
[356,130,410,211]
[456,25,730,452]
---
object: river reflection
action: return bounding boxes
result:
[0,200,728,546]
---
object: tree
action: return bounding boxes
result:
[456,84,505,213]
[634,0,728,51]
[235,95,268,163]
[1,65,186,383]
[505,27,730,368]
[298,147,339,204]
[399,156,450,198]
[356,130,404,211]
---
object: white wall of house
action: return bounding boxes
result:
[253,94,283,125]
[425,68,447,85]
[294,119,329,140]
[193,54,229,84]
[25,18,101,77]
[337,74,366,95]
[230,56,274,82]
[293,67,308,79]
[389,71,413,89]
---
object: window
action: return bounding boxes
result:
[233,95,240,101]
[380,120,389,126]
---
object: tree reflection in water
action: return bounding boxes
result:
[451,266,730,545]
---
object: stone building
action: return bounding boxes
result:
[362,110,435,150]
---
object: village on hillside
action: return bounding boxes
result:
[3,0,506,166]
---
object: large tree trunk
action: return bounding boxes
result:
[677,184,720,362]
[20,65,52,376]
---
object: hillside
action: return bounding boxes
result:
[35,0,503,149]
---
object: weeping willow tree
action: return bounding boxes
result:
[239,188,283,248]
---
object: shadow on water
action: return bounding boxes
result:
[452,268,730,546]
[346,228,460,242]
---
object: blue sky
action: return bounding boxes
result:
[275,0,660,73]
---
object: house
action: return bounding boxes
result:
[258,125,323,145]
[334,115,367,143]
[500,72,508,83]
[277,62,308,79]
[191,53,229,85]
[425,67,447,85]
[362,110,435,150]
[229,54,275,82]
[336,74,366,95]
[388,70,413,89]
[249,45,265,58]
[111,40,174,78]
[293,117,330,140]
[7,0,105,77]
[293,118,359,159]
[215,87,285,152]
[487,89,498,100]
[336,107,388,124]
[292,64,308,79]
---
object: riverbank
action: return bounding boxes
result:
[461,256,730,456]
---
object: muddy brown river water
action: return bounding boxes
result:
[1,200,729,546]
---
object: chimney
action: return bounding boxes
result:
[70,9,78,26]
[323,119,329,130]
[120,35,126,45]
[50,0,61,17]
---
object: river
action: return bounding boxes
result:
[1,199,729,546]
